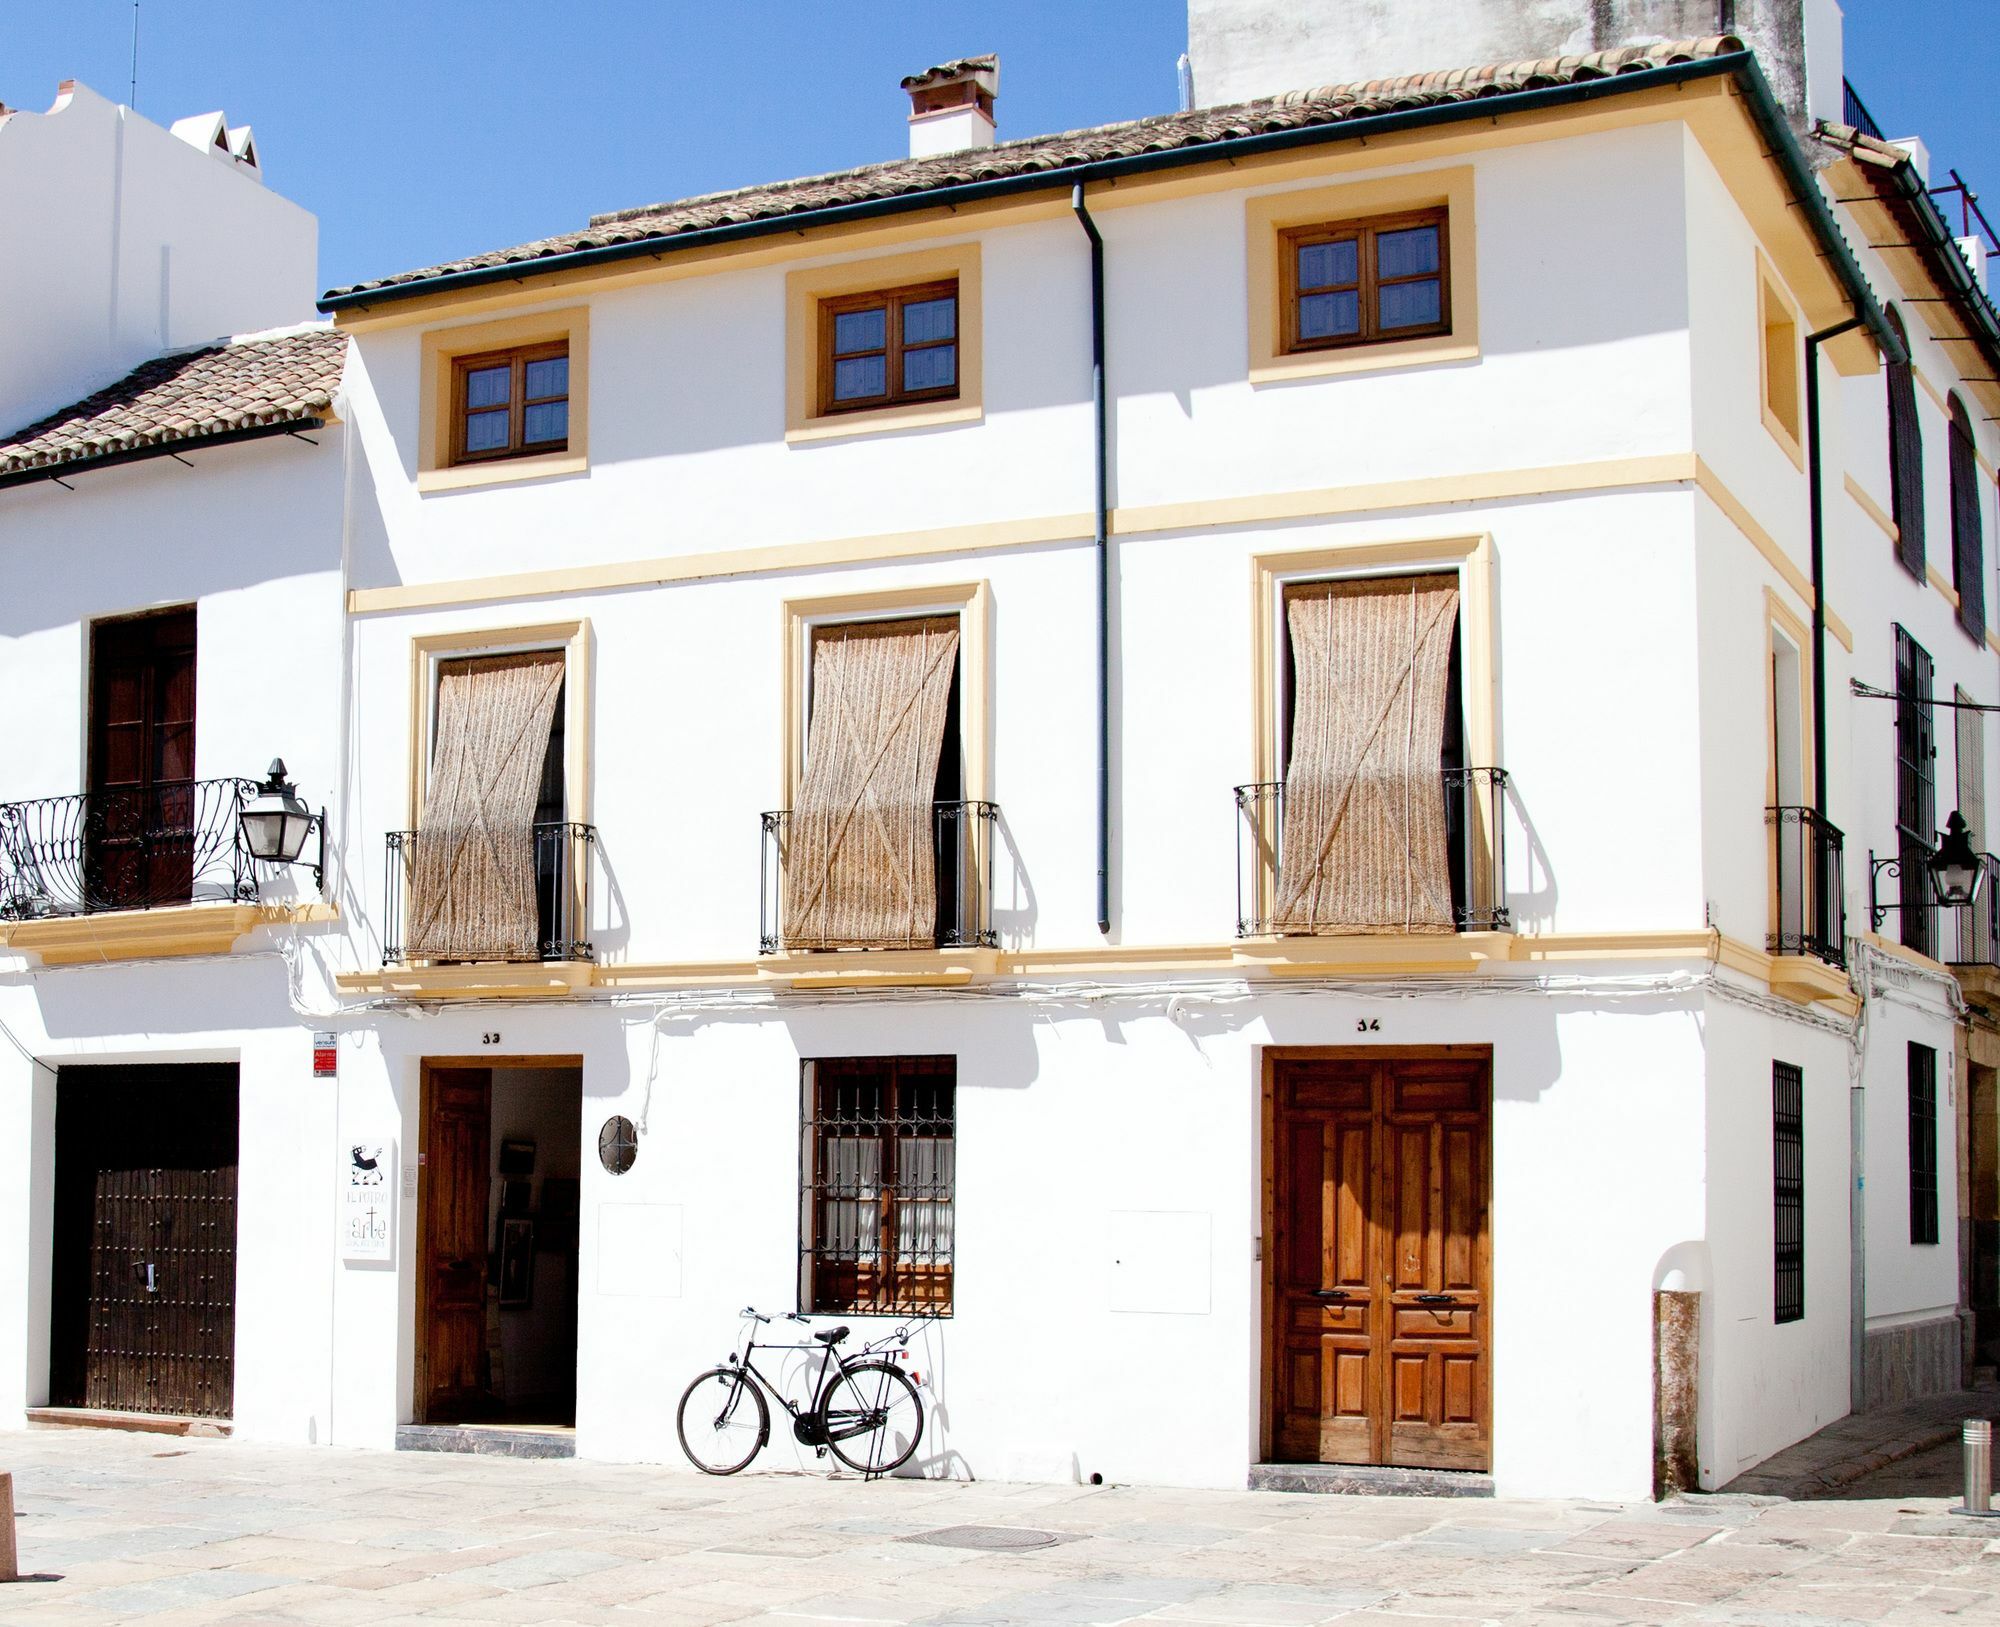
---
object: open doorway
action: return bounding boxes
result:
[416,1058,582,1428]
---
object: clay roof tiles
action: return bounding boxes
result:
[0,327,347,483]
[323,36,1740,303]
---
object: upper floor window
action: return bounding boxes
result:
[1758,264,1802,457]
[1949,395,1986,642]
[1279,210,1449,354]
[1886,306,1926,579]
[820,281,958,415]
[452,342,570,465]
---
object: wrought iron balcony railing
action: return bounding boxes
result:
[1233,768,1510,938]
[0,778,261,920]
[760,801,998,954]
[1842,78,1885,142]
[382,822,595,965]
[1767,806,1848,970]
[1947,852,2000,968]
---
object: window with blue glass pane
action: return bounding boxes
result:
[1283,210,1448,352]
[453,341,570,462]
[821,281,959,414]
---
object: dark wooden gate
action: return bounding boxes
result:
[50,1065,238,1418]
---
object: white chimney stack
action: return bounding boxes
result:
[902,56,998,159]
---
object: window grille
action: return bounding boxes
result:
[1773,1061,1804,1324]
[1895,626,1936,956]
[1909,1043,1939,1246]
[802,1056,954,1315]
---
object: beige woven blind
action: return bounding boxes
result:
[406,651,565,962]
[786,616,960,949]
[1275,575,1460,934]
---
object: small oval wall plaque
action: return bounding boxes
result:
[598,1114,638,1175]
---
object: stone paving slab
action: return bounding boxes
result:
[2,1430,1999,1625]
[1722,1384,2000,1499]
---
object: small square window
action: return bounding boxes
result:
[450,342,570,465]
[1279,210,1450,354]
[819,281,959,415]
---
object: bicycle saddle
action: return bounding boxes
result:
[813,1325,850,1346]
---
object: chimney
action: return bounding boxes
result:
[902,55,998,159]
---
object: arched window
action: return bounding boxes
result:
[1950,394,1985,641]
[1887,306,1925,579]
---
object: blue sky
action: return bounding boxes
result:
[4,2,1994,295]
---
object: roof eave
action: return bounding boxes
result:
[0,415,328,494]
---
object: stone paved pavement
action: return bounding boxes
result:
[2,1429,1999,1626]
[1722,1384,2000,1500]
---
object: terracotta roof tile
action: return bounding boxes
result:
[323,37,1740,302]
[0,327,347,482]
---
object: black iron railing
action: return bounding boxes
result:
[1948,852,2000,967]
[1767,806,1848,969]
[382,822,595,965]
[0,778,260,920]
[1233,768,1509,938]
[1842,79,1885,141]
[760,801,998,954]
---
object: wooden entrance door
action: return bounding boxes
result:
[1267,1049,1490,1471]
[88,608,197,910]
[50,1065,238,1418]
[418,1066,491,1422]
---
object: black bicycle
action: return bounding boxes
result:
[676,1307,926,1476]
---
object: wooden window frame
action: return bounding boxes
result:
[800,1056,956,1316]
[816,280,961,418]
[450,341,571,467]
[1278,208,1450,356]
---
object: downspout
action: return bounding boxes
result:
[1072,184,1110,935]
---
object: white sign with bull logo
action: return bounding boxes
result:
[342,1139,395,1262]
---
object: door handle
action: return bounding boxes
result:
[141,1262,157,1294]
[1413,1292,1457,1306]
[1313,1289,1352,1300]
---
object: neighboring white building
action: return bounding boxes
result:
[2,5,1998,1503]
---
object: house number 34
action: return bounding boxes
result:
[1356,1018,1381,1033]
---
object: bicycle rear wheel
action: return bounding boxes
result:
[820,1360,924,1475]
[677,1366,769,1474]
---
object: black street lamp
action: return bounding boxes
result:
[1929,810,1983,908]
[239,759,324,893]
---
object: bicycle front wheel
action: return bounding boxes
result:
[677,1366,769,1474]
[821,1360,924,1475]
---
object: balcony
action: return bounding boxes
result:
[760,800,997,955]
[1947,853,2000,967]
[1233,768,1509,938]
[1767,806,1848,970]
[382,821,595,966]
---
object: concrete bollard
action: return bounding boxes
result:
[0,1470,15,1582]
[1952,1419,2000,1518]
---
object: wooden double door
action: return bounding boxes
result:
[50,1065,238,1418]
[1266,1048,1491,1471]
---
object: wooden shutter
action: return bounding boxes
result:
[1951,401,1985,642]
[1275,576,1460,933]
[406,652,565,961]
[1888,311,1926,579]
[785,617,960,949]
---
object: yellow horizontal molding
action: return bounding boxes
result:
[1854,929,1953,979]
[349,452,1703,616]
[334,961,595,999]
[1928,563,1961,610]
[1234,932,1516,976]
[1844,472,1899,545]
[416,452,589,494]
[2,901,338,967]
[1693,457,1855,652]
[757,947,1000,989]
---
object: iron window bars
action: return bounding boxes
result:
[0,777,266,920]
[801,1055,955,1317]
[1909,1043,1940,1247]
[381,821,595,965]
[759,801,998,955]
[1766,806,1848,969]
[1232,768,1509,937]
[1773,1060,1804,1325]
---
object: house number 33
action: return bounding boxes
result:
[1355,1018,1381,1033]
[480,1032,502,1046]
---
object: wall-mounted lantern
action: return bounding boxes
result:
[239,758,324,893]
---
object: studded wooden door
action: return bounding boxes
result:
[50,1065,238,1418]
[1268,1049,1490,1471]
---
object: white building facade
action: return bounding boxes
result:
[3,5,1999,1503]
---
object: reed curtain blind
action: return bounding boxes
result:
[1275,575,1460,933]
[786,616,960,949]
[406,652,565,961]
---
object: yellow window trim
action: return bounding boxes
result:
[780,582,990,809]
[1845,471,1900,545]
[1757,254,1805,470]
[1694,457,1853,651]
[1245,166,1477,384]
[417,306,591,490]
[0,901,337,966]
[405,620,593,832]
[785,243,982,443]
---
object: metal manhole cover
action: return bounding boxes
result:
[902,1524,1061,1551]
